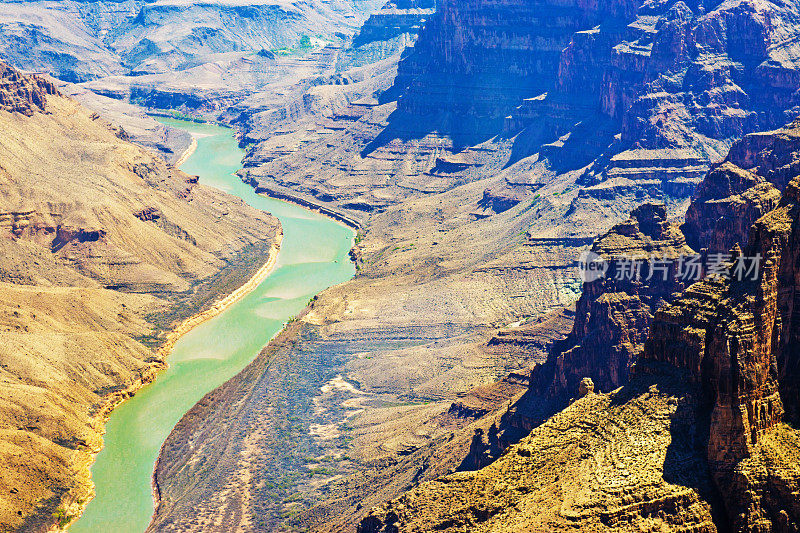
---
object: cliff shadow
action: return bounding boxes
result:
[505,113,619,172]
[360,107,505,158]
[621,367,731,531]
[456,388,570,472]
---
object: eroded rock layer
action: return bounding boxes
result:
[359,119,800,532]
[640,175,800,529]
[390,0,800,201]
[528,203,694,401]
[0,62,59,116]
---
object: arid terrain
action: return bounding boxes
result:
[0,0,799,531]
[361,118,800,532]
[145,0,800,531]
[0,63,280,531]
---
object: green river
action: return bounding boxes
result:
[71,119,355,532]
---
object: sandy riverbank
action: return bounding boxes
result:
[58,230,283,532]
[173,137,198,168]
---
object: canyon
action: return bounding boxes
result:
[360,114,800,533]
[0,0,800,530]
[141,0,800,530]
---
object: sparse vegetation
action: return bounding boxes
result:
[52,508,71,528]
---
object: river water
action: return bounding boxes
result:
[71,119,355,532]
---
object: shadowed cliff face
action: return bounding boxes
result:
[640,176,800,530]
[391,0,641,140]
[528,203,693,399]
[382,0,800,201]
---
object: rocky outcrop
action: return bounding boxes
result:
[359,374,721,533]
[682,161,781,254]
[639,179,800,530]
[726,119,800,191]
[528,203,694,400]
[0,62,58,115]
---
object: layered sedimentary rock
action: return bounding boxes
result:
[0,64,280,531]
[390,0,800,201]
[337,0,435,70]
[0,0,385,82]
[681,161,781,254]
[0,62,59,115]
[682,118,800,254]
[533,0,800,192]
[527,203,693,400]
[640,177,800,529]
[394,0,639,131]
[726,118,800,191]
[360,119,800,532]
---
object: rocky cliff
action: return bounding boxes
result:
[359,119,800,532]
[681,161,781,254]
[464,202,696,467]
[640,178,800,530]
[0,62,58,115]
[528,203,693,401]
[389,0,800,201]
[0,63,281,532]
[392,0,640,137]
[682,119,800,254]
[337,0,435,71]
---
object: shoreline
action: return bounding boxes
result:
[251,183,363,231]
[62,120,357,532]
[61,230,283,532]
[173,137,198,168]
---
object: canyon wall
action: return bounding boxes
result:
[360,117,800,533]
[127,1,800,531]
[527,203,693,400]
[388,0,800,202]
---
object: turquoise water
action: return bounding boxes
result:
[70,119,355,532]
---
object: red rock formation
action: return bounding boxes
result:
[392,0,800,200]
[639,173,800,529]
[726,119,800,191]
[528,203,694,399]
[682,161,781,255]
